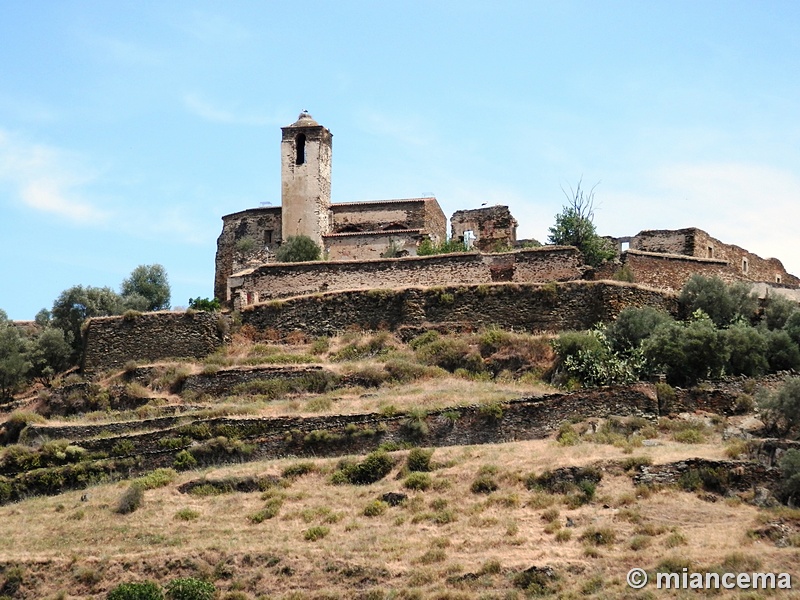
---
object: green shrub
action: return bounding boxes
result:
[164,577,215,600]
[759,375,800,436]
[111,439,136,457]
[114,483,144,515]
[134,468,177,490]
[580,526,616,546]
[282,462,316,479]
[173,450,198,471]
[107,581,164,600]
[249,497,283,523]
[175,508,200,521]
[331,450,394,485]
[556,422,580,446]
[679,275,758,327]
[607,306,673,354]
[414,337,485,374]
[275,235,322,263]
[724,323,769,377]
[406,448,433,472]
[404,472,432,491]
[303,525,329,541]
[471,466,499,494]
[779,448,800,504]
[655,382,676,414]
[363,500,389,517]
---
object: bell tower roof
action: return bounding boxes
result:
[287,110,320,128]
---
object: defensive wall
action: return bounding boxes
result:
[229,246,585,308]
[81,311,224,374]
[240,280,678,338]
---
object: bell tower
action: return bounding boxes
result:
[281,111,332,249]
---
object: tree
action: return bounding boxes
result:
[759,376,800,437]
[188,297,221,312]
[0,319,30,401]
[28,327,73,385]
[51,285,124,362]
[642,312,729,386]
[724,323,768,377]
[547,180,615,267]
[762,293,797,330]
[275,235,322,262]
[121,264,171,311]
[678,275,758,327]
[606,306,674,354]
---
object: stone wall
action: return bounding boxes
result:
[215,207,283,302]
[330,198,444,239]
[323,230,426,261]
[81,311,224,374]
[240,280,677,337]
[629,228,799,287]
[230,247,585,308]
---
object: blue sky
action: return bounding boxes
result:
[1,1,799,320]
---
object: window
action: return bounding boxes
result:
[776,275,782,284]
[264,230,273,245]
[707,246,714,258]
[295,134,306,165]
[620,241,630,252]
[742,258,749,274]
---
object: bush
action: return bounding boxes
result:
[765,329,800,372]
[414,337,485,374]
[173,450,198,471]
[107,581,164,600]
[135,468,177,490]
[759,376,800,436]
[724,323,769,377]
[779,448,800,504]
[115,483,144,515]
[303,525,329,541]
[275,235,322,262]
[404,472,432,491]
[164,577,215,600]
[763,293,797,330]
[679,275,758,327]
[331,450,393,485]
[471,466,499,494]
[553,327,642,387]
[642,315,728,386]
[363,500,389,517]
[406,448,434,472]
[607,307,674,354]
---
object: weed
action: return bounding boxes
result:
[471,466,499,494]
[173,450,198,471]
[554,529,572,543]
[629,535,651,551]
[134,468,177,490]
[406,447,434,472]
[404,472,432,491]
[580,526,616,546]
[107,581,164,600]
[664,530,687,548]
[175,508,200,521]
[303,526,330,541]
[282,462,316,479]
[331,451,394,485]
[363,500,389,517]
[165,577,216,600]
[249,498,283,523]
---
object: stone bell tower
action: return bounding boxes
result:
[281,111,332,249]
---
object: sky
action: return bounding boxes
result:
[1,1,799,320]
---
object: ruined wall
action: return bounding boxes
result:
[81,311,224,374]
[630,228,798,286]
[215,207,282,302]
[230,247,585,308]
[451,205,518,252]
[331,199,430,233]
[324,230,425,261]
[240,281,677,337]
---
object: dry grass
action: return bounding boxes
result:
[1,437,798,598]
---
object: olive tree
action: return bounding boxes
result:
[121,264,171,311]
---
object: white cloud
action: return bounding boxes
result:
[0,129,109,224]
[183,93,276,126]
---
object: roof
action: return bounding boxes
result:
[331,197,436,208]
[323,228,424,238]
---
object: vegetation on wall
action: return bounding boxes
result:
[552,275,800,388]
[417,238,469,256]
[275,235,322,262]
[547,180,615,267]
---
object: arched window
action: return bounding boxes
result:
[295,134,306,165]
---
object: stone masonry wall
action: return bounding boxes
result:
[215,207,283,302]
[241,280,678,338]
[230,247,585,308]
[81,311,224,374]
[324,230,425,261]
[451,205,518,252]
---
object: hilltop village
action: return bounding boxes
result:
[2,112,800,599]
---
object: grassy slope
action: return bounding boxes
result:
[1,331,799,598]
